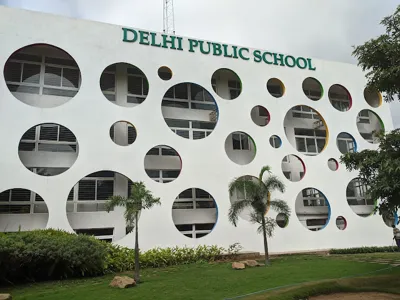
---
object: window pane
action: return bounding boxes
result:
[295,138,306,152]
[174,83,188,99]
[128,126,137,144]
[0,191,10,202]
[59,126,76,142]
[128,76,142,95]
[11,189,31,202]
[232,134,241,149]
[97,180,114,200]
[337,140,348,153]
[22,127,36,140]
[175,224,192,231]
[316,139,325,152]
[39,125,58,141]
[166,119,190,128]
[192,121,216,130]
[164,87,174,98]
[161,148,177,156]
[162,170,180,178]
[178,189,193,199]
[191,84,204,101]
[195,223,215,230]
[147,148,160,155]
[42,88,77,97]
[78,181,96,200]
[18,142,35,151]
[44,66,62,86]
[100,73,115,92]
[191,103,216,110]
[22,63,41,84]
[193,131,206,140]
[195,189,210,199]
[45,57,77,67]
[176,130,189,139]
[241,135,249,150]
[145,170,160,178]
[62,68,80,88]
[4,62,22,82]
[306,138,317,153]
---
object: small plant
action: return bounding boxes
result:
[227,242,243,258]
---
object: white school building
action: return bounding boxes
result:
[0,5,395,252]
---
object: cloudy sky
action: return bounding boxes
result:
[0,0,399,127]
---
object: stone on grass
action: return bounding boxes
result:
[243,260,259,267]
[232,262,245,270]
[0,294,12,300]
[109,276,136,288]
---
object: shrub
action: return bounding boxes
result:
[329,246,397,254]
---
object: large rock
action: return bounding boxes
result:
[0,294,12,300]
[109,276,136,288]
[232,262,245,270]
[243,260,259,267]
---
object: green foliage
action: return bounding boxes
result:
[329,246,397,254]
[353,5,400,102]
[340,129,400,216]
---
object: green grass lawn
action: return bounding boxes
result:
[2,255,400,300]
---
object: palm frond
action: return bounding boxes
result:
[255,216,276,237]
[270,199,291,216]
[259,165,271,181]
[105,195,127,212]
[229,177,266,201]
[264,175,285,193]
[228,199,253,226]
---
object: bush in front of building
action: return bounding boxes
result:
[330,246,397,254]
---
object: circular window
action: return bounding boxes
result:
[328,158,338,171]
[66,170,134,242]
[4,44,81,108]
[328,84,352,111]
[302,77,323,101]
[158,66,172,80]
[276,213,289,228]
[144,145,182,184]
[346,178,375,217]
[0,188,48,232]
[211,68,241,100]
[225,132,256,165]
[281,154,305,182]
[383,212,398,228]
[336,132,357,154]
[267,78,284,98]
[19,123,78,176]
[172,188,217,239]
[251,106,270,126]
[109,121,136,146]
[336,216,347,230]
[161,82,218,140]
[295,188,330,231]
[356,110,384,144]
[269,135,282,148]
[100,63,148,107]
[364,88,382,108]
[283,105,328,156]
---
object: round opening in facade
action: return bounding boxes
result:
[19,123,79,176]
[337,132,357,154]
[66,170,134,242]
[172,188,217,239]
[336,216,347,230]
[269,135,282,148]
[109,121,137,146]
[328,158,339,171]
[4,44,81,108]
[225,131,256,165]
[302,77,323,101]
[100,63,149,107]
[161,82,218,140]
[0,188,48,232]
[276,213,289,228]
[251,105,270,127]
[364,88,382,108]
[346,178,374,218]
[356,109,384,144]
[284,105,328,156]
[144,145,182,183]
[296,188,330,231]
[281,154,305,182]
[328,84,352,112]
[267,78,284,98]
[158,66,172,80]
[211,68,241,100]
[382,212,398,228]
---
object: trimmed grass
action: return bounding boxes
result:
[2,255,400,300]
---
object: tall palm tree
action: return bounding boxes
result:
[228,166,290,266]
[105,181,160,282]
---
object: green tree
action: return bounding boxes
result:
[228,166,291,266]
[105,181,160,282]
[353,5,400,102]
[340,129,400,218]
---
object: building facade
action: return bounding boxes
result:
[0,6,395,252]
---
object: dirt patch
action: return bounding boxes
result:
[310,292,400,300]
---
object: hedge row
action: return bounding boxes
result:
[0,229,224,284]
[329,246,397,254]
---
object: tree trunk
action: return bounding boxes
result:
[261,217,270,266]
[134,212,140,283]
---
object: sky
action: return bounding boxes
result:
[0,0,399,127]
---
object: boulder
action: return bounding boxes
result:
[232,262,245,270]
[0,294,12,300]
[243,260,259,267]
[109,276,136,288]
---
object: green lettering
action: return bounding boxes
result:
[296,57,307,69]
[223,44,233,58]
[307,58,316,71]
[177,37,183,51]
[253,50,262,63]
[150,32,161,47]
[188,39,199,52]
[273,53,285,66]
[139,31,150,45]
[199,41,211,54]
[122,28,138,43]
[162,34,177,49]
[262,52,273,64]
[284,55,296,68]
[212,43,222,56]
[239,48,250,60]
[232,46,239,59]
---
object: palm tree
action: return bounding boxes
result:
[105,181,160,282]
[228,166,290,266]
